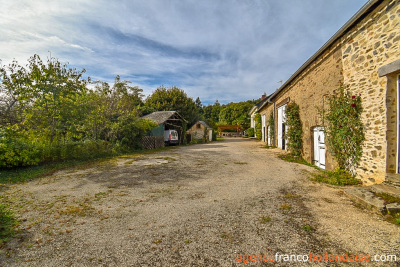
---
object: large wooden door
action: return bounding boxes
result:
[313,127,326,169]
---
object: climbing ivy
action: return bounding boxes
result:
[268,112,275,145]
[255,113,262,141]
[286,102,303,157]
[324,87,365,174]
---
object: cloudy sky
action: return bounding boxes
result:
[0,0,367,104]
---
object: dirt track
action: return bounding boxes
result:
[1,138,399,266]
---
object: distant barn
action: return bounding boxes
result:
[141,111,186,148]
[187,121,213,141]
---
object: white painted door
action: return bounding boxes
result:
[267,126,271,145]
[313,127,326,169]
[277,105,287,149]
[261,114,266,142]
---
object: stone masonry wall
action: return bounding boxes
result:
[260,42,343,171]
[340,0,400,183]
[259,0,400,184]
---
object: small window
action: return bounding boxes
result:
[196,124,201,129]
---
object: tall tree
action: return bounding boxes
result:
[145,86,200,125]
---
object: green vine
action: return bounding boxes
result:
[268,112,275,145]
[286,102,303,157]
[255,113,262,141]
[324,87,365,174]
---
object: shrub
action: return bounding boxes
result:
[268,112,275,145]
[0,129,41,168]
[246,128,254,137]
[255,113,262,140]
[324,87,365,174]
[286,102,303,157]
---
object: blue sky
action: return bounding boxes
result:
[0,0,367,105]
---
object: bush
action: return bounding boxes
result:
[255,113,262,140]
[324,87,365,174]
[286,102,303,157]
[246,128,254,137]
[0,130,41,168]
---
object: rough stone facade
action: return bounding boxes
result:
[258,0,400,184]
[340,0,400,183]
[187,122,211,140]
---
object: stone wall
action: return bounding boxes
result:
[260,42,343,171]
[259,0,400,184]
[340,0,400,183]
[187,123,207,140]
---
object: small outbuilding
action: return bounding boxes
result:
[141,111,186,148]
[187,121,213,141]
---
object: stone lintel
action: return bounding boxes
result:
[378,58,400,77]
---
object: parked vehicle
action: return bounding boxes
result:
[164,130,179,145]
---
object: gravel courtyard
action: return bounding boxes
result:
[0,138,399,266]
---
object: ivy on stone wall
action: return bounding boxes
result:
[325,87,365,174]
[255,113,262,141]
[286,102,303,157]
[268,112,275,145]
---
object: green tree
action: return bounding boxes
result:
[145,86,200,125]
[23,55,89,143]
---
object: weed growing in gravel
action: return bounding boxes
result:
[280,203,291,210]
[59,204,94,217]
[284,193,299,199]
[395,214,400,225]
[302,225,314,232]
[310,169,361,186]
[278,154,316,168]
[153,239,162,244]
[233,161,248,165]
[259,216,272,224]
[0,203,18,244]
[220,232,233,243]
[375,193,400,205]
[184,239,191,244]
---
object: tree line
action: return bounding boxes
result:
[0,54,256,168]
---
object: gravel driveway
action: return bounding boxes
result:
[1,138,399,266]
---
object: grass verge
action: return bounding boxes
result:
[278,153,316,168]
[0,146,175,184]
[0,203,18,245]
[310,169,361,186]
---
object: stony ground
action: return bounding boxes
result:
[0,138,399,266]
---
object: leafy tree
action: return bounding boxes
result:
[23,55,88,143]
[218,101,254,129]
[145,86,200,125]
[195,97,203,116]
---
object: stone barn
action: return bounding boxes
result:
[187,121,213,141]
[256,0,400,185]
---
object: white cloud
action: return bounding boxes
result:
[0,0,367,104]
